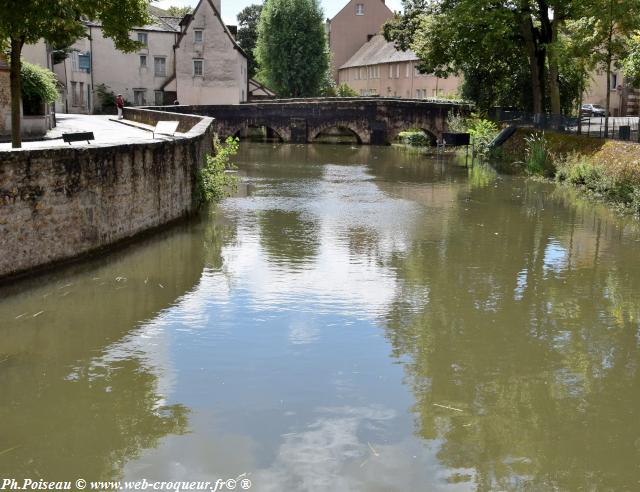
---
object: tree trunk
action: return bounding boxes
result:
[548,19,562,120]
[577,75,584,135]
[519,6,546,121]
[604,0,614,137]
[10,37,24,149]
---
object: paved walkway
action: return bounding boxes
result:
[0,114,170,151]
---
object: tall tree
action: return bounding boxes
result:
[166,6,192,17]
[237,4,263,80]
[384,0,587,119]
[0,0,149,148]
[255,0,329,98]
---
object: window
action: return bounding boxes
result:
[78,53,91,73]
[79,82,85,105]
[194,30,203,43]
[137,32,148,46]
[193,59,204,76]
[71,52,79,72]
[71,81,78,106]
[356,3,364,15]
[611,72,619,91]
[134,89,146,106]
[154,57,166,77]
[155,90,164,106]
[406,63,410,78]
[140,55,147,67]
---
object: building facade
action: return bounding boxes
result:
[583,70,640,116]
[338,35,462,99]
[174,0,248,106]
[38,0,247,115]
[327,0,394,82]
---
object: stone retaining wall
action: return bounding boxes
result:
[0,110,214,281]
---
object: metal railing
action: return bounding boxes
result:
[489,111,640,142]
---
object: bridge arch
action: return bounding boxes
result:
[388,126,438,146]
[309,123,368,145]
[228,123,286,142]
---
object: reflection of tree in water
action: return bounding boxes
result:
[383,180,640,490]
[257,210,320,266]
[0,354,188,481]
[0,220,206,482]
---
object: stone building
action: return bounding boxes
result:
[43,0,247,114]
[338,35,462,99]
[327,0,394,82]
[173,0,248,106]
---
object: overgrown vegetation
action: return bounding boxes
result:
[197,137,240,205]
[495,128,640,215]
[20,61,58,115]
[398,130,431,146]
[556,153,640,215]
[523,133,552,176]
[446,113,499,157]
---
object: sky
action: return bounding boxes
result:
[153,0,404,26]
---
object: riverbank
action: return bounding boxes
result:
[494,129,640,215]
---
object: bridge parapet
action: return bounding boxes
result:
[146,98,472,145]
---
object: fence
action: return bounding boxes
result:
[489,110,640,142]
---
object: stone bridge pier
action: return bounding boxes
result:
[148,98,471,145]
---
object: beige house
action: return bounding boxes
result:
[338,35,462,99]
[38,0,247,114]
[173,0,248,105]
[327,0,394,82]
[584,70,640,116]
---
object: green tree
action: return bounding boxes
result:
[384,0,590,118]
[166,5,192,17]
[237,4,262,80]
[255,0,329,98]
[623,34,640,87]
[0,0,149,148]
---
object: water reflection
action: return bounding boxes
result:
[2,143,640,491]
[0,223,207,480]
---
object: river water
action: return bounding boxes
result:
[1,143,640,491]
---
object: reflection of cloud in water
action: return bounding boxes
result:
[543,240,569,275]
[288,319,320,345]
[125,406,474,491]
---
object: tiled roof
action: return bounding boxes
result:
[340,34,418,69]
[87,5,182,33]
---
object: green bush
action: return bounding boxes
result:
[445,113,499,157]
[398,130,431,146]
[21,61,58,115]
[335,84,358,97]
[468,118,498,157]
[197,137,240,204]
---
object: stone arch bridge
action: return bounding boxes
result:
[149,98,470,145]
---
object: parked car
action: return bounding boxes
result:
[581,104,607,117]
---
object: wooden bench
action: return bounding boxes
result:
[153,121,180,139]
[63,132,95,145]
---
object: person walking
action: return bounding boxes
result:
[116,94,125,119]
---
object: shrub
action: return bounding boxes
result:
[197,137,240,204]
[468,118,498,157]
[21,61,58,115]
[398,130,431,146]
[335,84,358,97]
